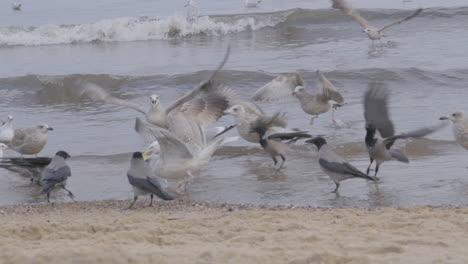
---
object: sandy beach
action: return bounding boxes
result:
[0,200,467,264]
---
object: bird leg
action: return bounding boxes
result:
[62,187,75,201]
[366,158,374,175]
[374,163,380,177]
[46,192,50,204]
[332,182,340,193]
[149,194,154,207]
[128,195,138,209]
[271,156,278,166]
[277,154,286,171]
[331,109,336,124]
[309,115,318,125]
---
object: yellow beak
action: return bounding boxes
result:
[142,151,151,160]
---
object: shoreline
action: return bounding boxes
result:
[1,200,467,263]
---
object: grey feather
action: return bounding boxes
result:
[363,83,395,138]
[127,174,174,200]
[389,149,409,163]
[40,166,71,194]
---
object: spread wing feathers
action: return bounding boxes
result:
[127,175,175,200]
[317,70,344,104]
[165,44,231,114]
[78,83,146,114]
[252,112,289,129]
[383,122,446,149]
[331,0,369,28]
[363,83,395,138]
[178,86,230,126]
[219,85,265,116]
[379,8,423,32]
[267,131,311,141]
[319,159,377,181]
[0,157,51,168]
[135,117,159,143]
[40,166,71,194]
[252,73,304,101]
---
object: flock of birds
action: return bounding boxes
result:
[1,0,467,208]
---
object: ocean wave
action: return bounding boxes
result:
[1,68,468,91]
[1,7,467,47]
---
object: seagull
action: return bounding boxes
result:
[250,113,311,170]
[292,71,345,125]
[331,0,423,47]
[440,111,468,150]
[0,115,14,144]
[40,151,74,203]
[0,143,10,158]
[252,72,304,102]
[79,46,231,145]
[11,123,53,156]
[127,152,176,209]
[306,137,378,193]
[11,2,21,11]
[222,104,286,143]
[135,118,238,181]
[245,0,262,8]
[363,84,444,176]
[184,0,200,22]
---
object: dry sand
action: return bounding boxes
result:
[0,200,467,264]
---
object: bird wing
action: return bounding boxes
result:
[40,166,71,194]
[319,158,374,180]
[331,0,369,28]
[383,122,446,149]
[127,174,175,200]
[252,73,304,101]
[317,70,344,104]
[379,8,423,32]
[363,83,395,138]
[135,117,159,144]
[267,131,311,141]
[79,83,146,114]
[10,128,28,148]
[165,45,231,114]
[176,83,230,126]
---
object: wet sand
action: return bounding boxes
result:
[0,200,467,264]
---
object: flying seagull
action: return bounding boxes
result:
[40,151,74,203]
[78,46,231,145]
[127,152,176,209]
[245,0,262,8]
[363,83,444,176]
[250,113,311,170]
[440,111,468,150]
[306,137,378,193]
[331,0,423,46]
[292,70,345,125]
[11,123,53,156]
[136,118,238,181]
[12,3,22,11]
[252,72,304,102]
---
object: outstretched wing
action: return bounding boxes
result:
[383,122,446,149]
[165,45,231,114]
[363,83,395,138]
[177,83,230,126]
[317,70,344,104]
[379,8,423,33]
[267,131,311,141]
[79,83,146,114]
[252,73,304,101]
[331,0,369,28]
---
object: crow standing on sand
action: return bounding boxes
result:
[306,137,378,193]
[127,152,175,209]
[40,151,74,203]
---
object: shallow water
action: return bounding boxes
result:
[1,0,468,207]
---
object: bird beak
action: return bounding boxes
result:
[4,146,10,150]
[439,116,448,120]
[48,127,54,131]
[142,151,151,160]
